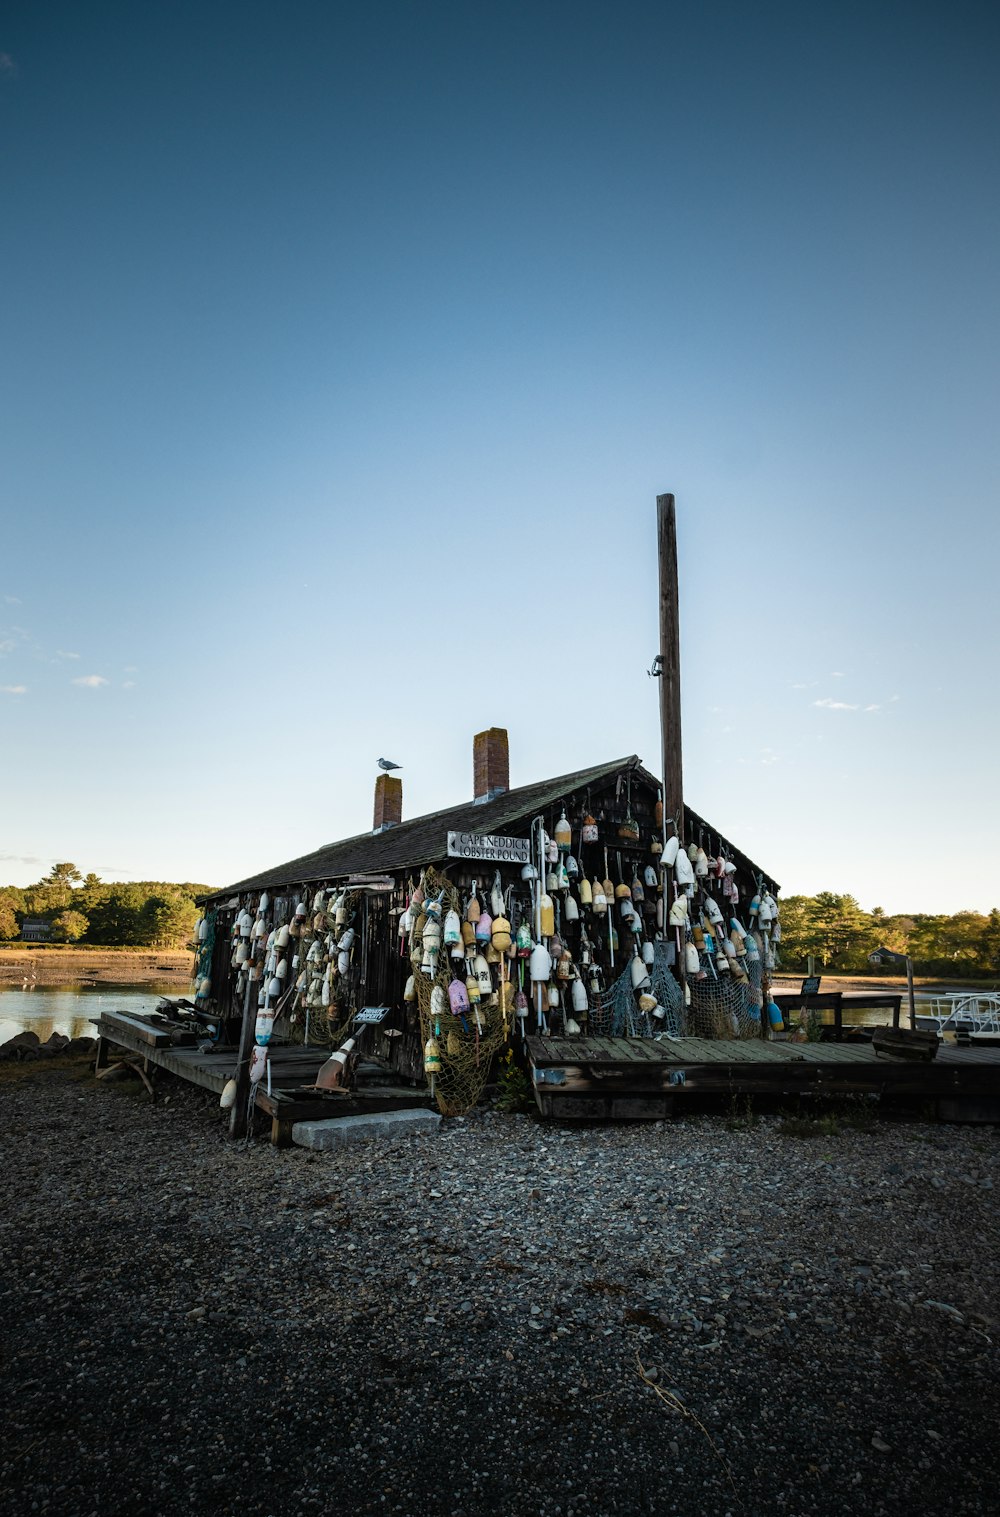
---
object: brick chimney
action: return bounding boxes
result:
[373,773,402,832]
[473,727,509,803]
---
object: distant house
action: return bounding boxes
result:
[20,919,51,943]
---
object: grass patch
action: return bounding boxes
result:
[779,1113,841,1139]
[725,1095,760,1131]
[776,1093,880,1139]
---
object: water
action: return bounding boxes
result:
[0,982,185,1047]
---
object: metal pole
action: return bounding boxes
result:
[906,956,916,1030]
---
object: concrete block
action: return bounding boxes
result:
[292,1108,441,1149]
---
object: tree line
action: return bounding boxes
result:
[0,863,215,949]
[778,893,1000,979]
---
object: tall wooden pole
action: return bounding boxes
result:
[657,493,684,842]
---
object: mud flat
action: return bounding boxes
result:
[0,948,193,987]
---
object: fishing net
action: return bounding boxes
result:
[409,866,511,1116]
[588,943,686,1038]
[415,967,509,1117]
[686,932,766,1040]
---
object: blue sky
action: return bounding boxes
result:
[1,1,997,914]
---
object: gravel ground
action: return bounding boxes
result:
[2,1064,998,1517]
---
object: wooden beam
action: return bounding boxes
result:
[228,979,256,1140]
[656,493,683,839]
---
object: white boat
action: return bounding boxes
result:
[916,992,1000,1044]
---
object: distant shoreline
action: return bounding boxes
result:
[771,973,997,995]
[0,948,194,987]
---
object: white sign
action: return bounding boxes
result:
[354,1006,389,1024]
[446,831,531,864]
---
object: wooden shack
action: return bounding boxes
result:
[196,728,779,1130]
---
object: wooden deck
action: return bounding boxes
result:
[526,1034,1000,1120]
[94,1010,433,1143]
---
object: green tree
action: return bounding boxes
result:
[43,862,83,888]
[50,908,89,943]
[776,893,879,972]
[979,909,1000,977]
[85,886,147,946]
[139,893,198,948]
[0,898,19,940]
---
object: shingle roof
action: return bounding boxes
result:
[205,756,648,900]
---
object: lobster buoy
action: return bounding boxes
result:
[662,836,679,868]
[449,978,470,1015]
[529,941,552,983]
[473,953,493,997]
[684,942,701,975]
[444,909,462,946]
[491,914,512,952]
[630,952,651,990]
[539,892,555,937]
[767,1002,784,1031]
[220,1078,238,1109]
[555,807,572,853]
[424,1035,442,1074]
[668,896,688,926]
[582,813,598,843]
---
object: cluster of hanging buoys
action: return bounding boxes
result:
[215,885,367,1100]
[664,823,782,1032]
[191,909,215,1000]
[506,804,677,1036]
[398,871,519,1091]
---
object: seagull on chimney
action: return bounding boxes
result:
[377,757,402,772]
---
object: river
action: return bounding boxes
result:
[0,982,185,1047]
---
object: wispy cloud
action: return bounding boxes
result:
[0,639,15,656]
[813,697,859,711]
[3,594,21,605]
[791,680,817,690]
[1,684,26,695]
[55,649,81,660]
[0,54,16,79]
[0,853,43,866]
[122,680,136,689]
[72,674,109,688]
[889,694,900,703]
[829,671,846,678]
[864,704,880,713]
